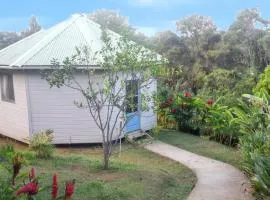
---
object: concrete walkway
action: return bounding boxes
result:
[145,141,253,200]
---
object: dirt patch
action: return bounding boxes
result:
[71,164,88,171]
[56,147,103,158]
[92,172,127,182]
[69,164,127,182]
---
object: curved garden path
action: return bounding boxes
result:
[145,141,253,200]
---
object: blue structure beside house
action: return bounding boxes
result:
[126,112,140,133]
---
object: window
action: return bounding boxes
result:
[1,73,15,102]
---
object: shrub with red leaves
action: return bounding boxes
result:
[64,180,76,200]
[15,180,39,197]
[51,174,58,200]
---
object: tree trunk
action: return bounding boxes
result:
[103,142,110,170]
[103,155,109,170]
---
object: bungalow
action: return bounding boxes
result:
[0,14,157,144]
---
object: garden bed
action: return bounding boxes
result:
[0,136,196,200]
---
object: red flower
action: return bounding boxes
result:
[171,108,177,113]
[29,168,36,181]
[184,91,192,98]
[51,174,58,199]
[64,180,75,199]
[16,181,39,196]
[207,99,214,106]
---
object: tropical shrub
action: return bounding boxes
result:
[198,68,257,106]
[233,101,266,135]
[205,102,240,146]
[234,92,269,135]
[252,155,270,196]
[254,66,270,95]
[158,90,206,134]
[0,146,25,199]
[239,130,270,175]
[234,92,270,196]
[29,129,54,159]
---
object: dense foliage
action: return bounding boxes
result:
[236,92,270,197]
[159,67,270,196]
[146,9,270,196]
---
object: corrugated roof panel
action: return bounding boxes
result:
[10,17,78,67]
[0,30,48,65]
[24,22,88,66]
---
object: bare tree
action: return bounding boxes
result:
[43,30,165,169]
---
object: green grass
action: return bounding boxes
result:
[156,130,243,169]
[0,137,196,200]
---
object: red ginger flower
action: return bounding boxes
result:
[184,91,192,98]
[51,174,58,200]
[16,180,39,196]
[64,179,75,200]
[29,168,36,181]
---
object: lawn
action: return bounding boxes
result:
[0,136,196,200]
[156,130,243,169]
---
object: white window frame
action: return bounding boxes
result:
[0,73,15,103]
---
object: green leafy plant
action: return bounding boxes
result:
[254,66,270,96]
[252,155,270,196]
[29,129,54,159]
[205,102,240,146]
[239,130,270,175]
[233,95,269,134]
[0,145,30,199]
[234,91,270,196]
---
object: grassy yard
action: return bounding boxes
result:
[0,136,196,200]
[156,130,243,169]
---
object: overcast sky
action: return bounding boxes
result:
[0,0,269,36]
